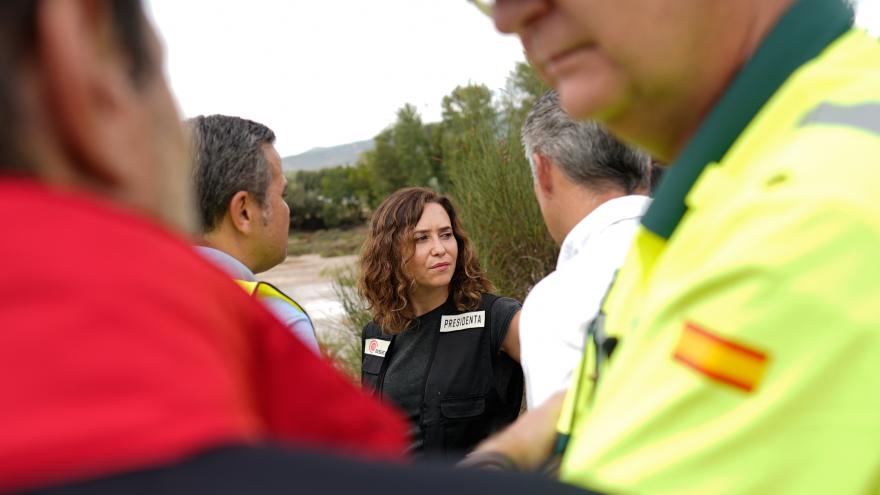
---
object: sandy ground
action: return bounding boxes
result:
[260,254,358,335]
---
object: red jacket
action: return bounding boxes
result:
[0,179,408,491]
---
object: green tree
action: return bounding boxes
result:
[319,166,363,228]
[363,128,405,204]
[320,166,352,203]
[363,104,445,206]
[346,161,375,208]
[424,122,447,189]
[285,170,326,230]
[441,84,497,139]
[499,62,550,157]
[505,61,548,113]
[441,81,556,301]
[393,104,433,186]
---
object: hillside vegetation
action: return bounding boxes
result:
[285,61,555,303]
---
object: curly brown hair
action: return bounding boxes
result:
[358,187,493,334]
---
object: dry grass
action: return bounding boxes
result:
[287,224,368,258]
[322,263,371,381]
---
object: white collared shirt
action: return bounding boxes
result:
[520,195,651,409]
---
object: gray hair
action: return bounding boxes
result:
[522,90,649,194]
[186,114,276,233]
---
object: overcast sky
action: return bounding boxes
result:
[146,1,880,158]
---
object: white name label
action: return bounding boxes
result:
[364,338,390,357]
[440,310,486,333]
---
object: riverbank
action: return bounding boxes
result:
[261,253,358,334]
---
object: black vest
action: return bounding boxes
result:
[362,294,523,460]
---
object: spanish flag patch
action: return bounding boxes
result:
[673,322,768,393]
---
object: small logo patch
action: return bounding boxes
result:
[364,338,390,357]
[440,310,486,333]
[673,321,769,393]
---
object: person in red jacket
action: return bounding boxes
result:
[0,0,408,491]
[0,2,596,494]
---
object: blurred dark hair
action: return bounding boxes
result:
[0,0,152,171]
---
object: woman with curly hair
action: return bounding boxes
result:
[359,187,522,460]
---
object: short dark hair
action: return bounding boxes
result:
[522,90,649,194]
[0,0,153,171]
[187,115,277,233]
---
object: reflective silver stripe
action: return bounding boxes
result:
[799,102,880,135]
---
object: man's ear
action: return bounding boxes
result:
[228,191,257,235]
[533,153,554,197]
[37,0,141,186]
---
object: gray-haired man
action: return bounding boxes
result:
[519,90,650,409]
[187,114,319,353]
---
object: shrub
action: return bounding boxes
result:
[323,263,371,380]
[442,82,556,301]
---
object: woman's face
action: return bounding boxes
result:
[405,202,459,293]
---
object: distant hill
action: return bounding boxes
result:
[282,139,374,172]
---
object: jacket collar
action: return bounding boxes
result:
[558,195,651,268]
[194,246,257,282]
[641,0,854,239]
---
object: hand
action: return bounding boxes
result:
[472,391,565,470]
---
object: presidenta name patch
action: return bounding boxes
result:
[440,310,486,333]
[364,338,390,357]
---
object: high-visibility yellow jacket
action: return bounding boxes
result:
[559,0,880,493]
[236,280,314,328]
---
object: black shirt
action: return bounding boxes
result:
[368,293,521,455]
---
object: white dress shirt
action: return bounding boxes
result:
[520,195,651,409]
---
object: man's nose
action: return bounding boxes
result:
[492,0,550,34]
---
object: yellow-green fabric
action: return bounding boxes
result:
[559,7,880,495]
[235,280,310,317]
